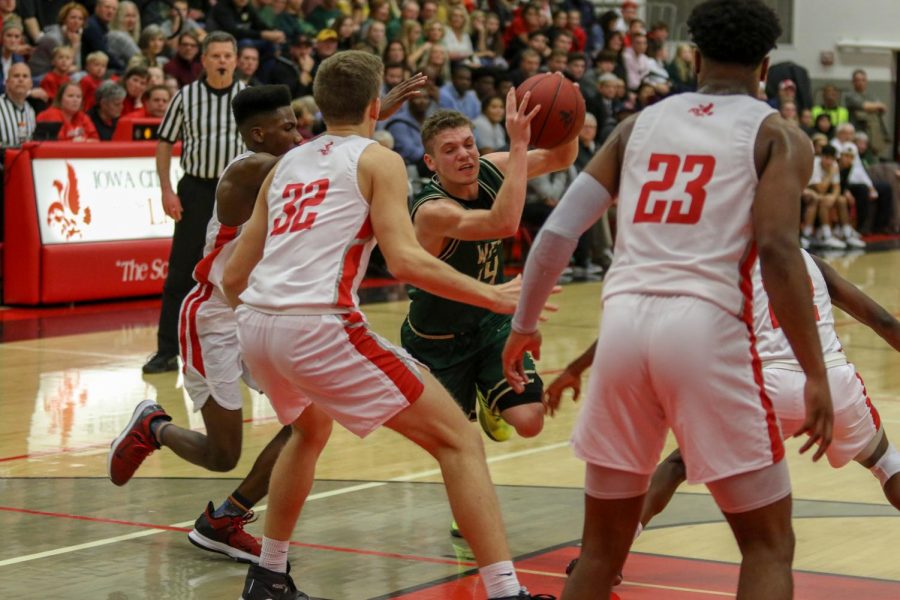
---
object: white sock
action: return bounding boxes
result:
[480,560,521,598]
[843,224,854,238]
[259,537,290,574]
[821,224,833,239]
[802,225,813,237]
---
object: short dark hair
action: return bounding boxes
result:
[820,145,837,158]
[687,0,781,67]
[313,51,382,125]
[124,65,149,80]
[143,84,172,101]
[203,30,237,55]
[420,109,471,154]
[232,84,292,128]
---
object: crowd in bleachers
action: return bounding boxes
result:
[0,0,897,239]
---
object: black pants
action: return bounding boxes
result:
[156,175,217,357]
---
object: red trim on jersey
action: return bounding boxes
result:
[178,283,214,377]
[336,218,374,308]
[739,244,785,463]
[342,311,423,404]
[855,372,882,431]
[193,225,238,284]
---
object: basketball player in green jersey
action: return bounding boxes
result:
[401,83,578,445]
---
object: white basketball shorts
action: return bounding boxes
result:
[179,283,258,412]
[235,306,424,437]
[572,293,784,484]
[767,363,881,468]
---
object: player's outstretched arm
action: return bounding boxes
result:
[216,153,280,227]
[753,117,832,460]
[363,144,517,314]
[415,87,538,243]
[811,255,900,351]
[221,168,273,308]
[544,340,597,416]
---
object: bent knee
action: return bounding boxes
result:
[207,450,241,472]
[503,404,545,438]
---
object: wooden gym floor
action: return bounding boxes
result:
[1,244,899,599]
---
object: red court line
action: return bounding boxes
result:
[0,504,474,567]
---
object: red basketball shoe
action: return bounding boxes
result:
[188,502,262,563]
[108,399,170,486]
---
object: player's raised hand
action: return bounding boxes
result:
[505,87,540,148]
[795,374,833,461]
[379,72,429,121]
[503,329,542,393]
[544,367,581,416]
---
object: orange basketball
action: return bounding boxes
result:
[515,73,586,149]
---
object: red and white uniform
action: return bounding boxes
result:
[753,250,881,468]
[573,93,783,484]
[178,151,256,412]
[237,135,424,435]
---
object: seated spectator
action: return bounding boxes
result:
[87,79,125,139]
[333,15,359,52]
[384,91,436,176]
[444,6,474,64]
[813,112,833,140]
[473,11,506,69]
[810,132,828,156]
[163,31,201,88]
[806,145,853,248]
[845,68,890,157]
[544,49,567,74]
[575,112,614,272]
[39,45,73,100]
[551,30,574,56]
[306,0,341,32]
[644,39,671,94]
[586,72,621,142]
[80,51,110,111]
[106,0,140,69]
[83,0,125,72]
[472,94,506,153]
[290,95,317,139]
[129,25,169,69]
[147,64,164,86]
[114,83,171,140]
[667,43,696,93]
[417,43,451,83]
[503,2,542,62]
[355,20,386,56]
[508,47,540,87]
[120,65,148,114]
[621,31,649,91]
[812,84,849,127]
[566,51,592,94]
[208,0,285,47]
[163,74,178,96]
[566,9,587,52]
[0,19,27,94]
[769,78,796,109]
[313,28,339,67]
[798,108,815,136]
[398,19,422,65]
[383,41,408,69]
[36,81,99,141]
[267,33,313,98]
[410,19,444,70]
[438,64,479,120]
[779,101,798,126]
[854,131,878,167]
[161,0,206,41]
[273,0,315,48]
[236,44,261,85]
[836,147,872,242]
[0,61,36,147]
[29,2,87,77]
[832,122,889,233]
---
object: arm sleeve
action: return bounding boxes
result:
[511,172,613,333]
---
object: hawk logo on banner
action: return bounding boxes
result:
[46,162,91,240]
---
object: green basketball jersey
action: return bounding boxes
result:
[406,157,507,335]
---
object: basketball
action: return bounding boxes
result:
[515,73,586,149]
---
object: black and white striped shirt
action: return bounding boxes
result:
[158,78,247,179]
[0,94,36,148]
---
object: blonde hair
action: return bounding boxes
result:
[86,50,110,65]
[111,0,141,43]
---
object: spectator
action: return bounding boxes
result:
[20,0,69,43]
[854,131,878,167]
[116,83,171,141]
[524,30,550,64]
[667,43,697,93]
[313,28,339,66]
[163,31,201,87]
[236,44,261,85]
[835,147,872,243]
[508,47,540,86]
[419,0,439,24]
[356,19,386,56]
[409,19,442,69]
[332,15,359,51]
[161,0,206,41]
[83,0,125,72]
[87,79,125,139]
[833,122,894,233]
[147,64,164,86]
[807,145,850,249]
[290,94,316,138]
[813,112,833,140]
[306,0,341,31]
[381,60,406,96]
[544,49,567,74]
[647,21,668,45]
[769,78,797,109]
[779,100,798,125]
[0,19,26,94]
[613,0,638,33]
[383,40,407,67]
[472,11,506,69]
[845,69,890,157]
[274,0,316,49]
[36,81,100,141]
[208,0,285,47]
[566,9,587,52]
[28,2,86,76]
[121,65,148,114]
[551,30,574,55]
[267,33,313,98]
[599,32,627,81]
[163,73,178,96]
[129,24,169,69]
[444,5,474,64]
[417,42,450,83]
[80,51,110,111]
[810,132,829,156]
[472,94,506,153]
[106,0,140,69]
[385,90,435,176]
[586,72,621,142]
[621,31,649,91]
[574,112,614,272]
[39,45,73,100]
[503,2,542,61]
[0,62,36,147]
[811,84,849,127]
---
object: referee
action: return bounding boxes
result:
[0,63,37,148]
[144,31,247,373]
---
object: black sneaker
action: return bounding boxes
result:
[490,590,556,600]
[142,352,178,374]
[241,564,308,600]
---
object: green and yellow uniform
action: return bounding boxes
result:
[401,158,542,419]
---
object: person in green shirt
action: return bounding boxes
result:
[811,84,849,127]
[306,0,343,31]
[402,81,578,444]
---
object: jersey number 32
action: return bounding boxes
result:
[271,179,330,236]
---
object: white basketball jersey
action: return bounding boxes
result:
[752,249,843,363]
[602,93,776,317]
[240,134,377,313]
[193,151,253,292]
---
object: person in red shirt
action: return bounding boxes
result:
[37,82,100,141]
[121,65,149,116]
[39,45,75,100]
[80,51,111,112]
